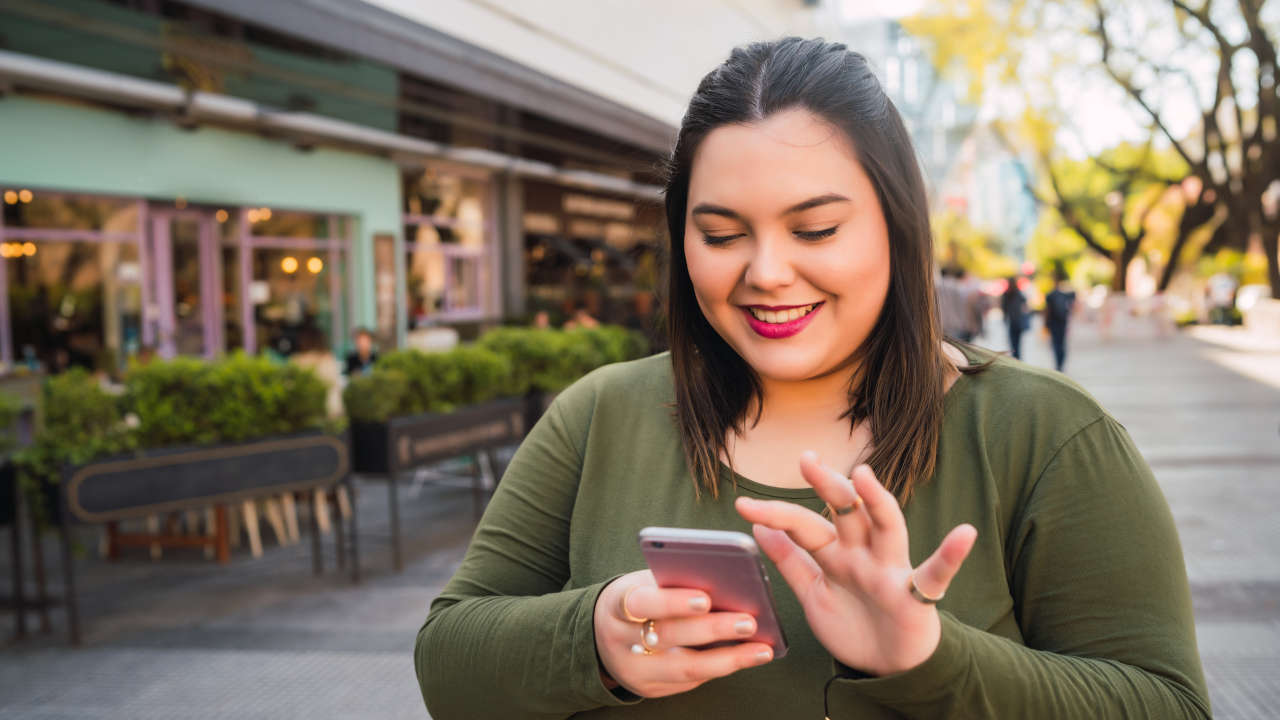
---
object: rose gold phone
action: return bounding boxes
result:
[638,527,789,658]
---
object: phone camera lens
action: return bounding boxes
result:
[653,542,665,549]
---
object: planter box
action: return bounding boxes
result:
[351,397,528,475]
[53,430,352,644]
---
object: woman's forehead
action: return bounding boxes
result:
[688,108,868,213]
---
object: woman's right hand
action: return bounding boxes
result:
[593,570,776,698]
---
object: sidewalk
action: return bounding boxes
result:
[2,317,1277,718]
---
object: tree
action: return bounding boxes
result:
[906,0,1280,297]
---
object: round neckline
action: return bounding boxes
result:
[718,343,983,498]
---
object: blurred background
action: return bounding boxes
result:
[0,1,1276,718]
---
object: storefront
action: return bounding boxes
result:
[522,180,663,328]
[0,94,400,375]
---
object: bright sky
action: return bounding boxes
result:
[840,0,925,21]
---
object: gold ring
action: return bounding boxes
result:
[619,586,648,624]
[641,619,659,652]
[908,569,944,604]
[831,495,863,516]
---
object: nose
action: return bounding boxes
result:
[743,234,796,291]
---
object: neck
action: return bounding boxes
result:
[751,361,858,424]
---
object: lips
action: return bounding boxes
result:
[740,301,824,339]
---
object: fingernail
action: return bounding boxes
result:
[734,619,755,635]
[690,596,710,612]
[800,450,817,462]
[756,648,773,663]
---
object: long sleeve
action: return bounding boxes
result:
[414,385,642,719]
[824,415,1211,719]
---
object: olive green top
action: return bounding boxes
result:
[415,349,1210,719]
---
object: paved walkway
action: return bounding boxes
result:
[1,314,1277,718]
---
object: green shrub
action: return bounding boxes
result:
[343,367,412,424]
[125,352,328,447]
[344,324,647,424]
[0,393,21,456]
[14,370,136,525]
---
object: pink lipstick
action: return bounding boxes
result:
[741,302,823,339]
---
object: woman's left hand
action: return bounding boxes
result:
[734,451,977,677]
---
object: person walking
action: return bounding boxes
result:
[1044,268,1077,372]
[1001,277,1028,359]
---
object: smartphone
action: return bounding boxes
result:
[638,526,789,658]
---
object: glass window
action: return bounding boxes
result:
[5,239,141,375]
[248,246,346,357]
[403,169,493,327]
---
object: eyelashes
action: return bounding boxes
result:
[701,226,838,246]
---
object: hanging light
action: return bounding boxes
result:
[247,209,261,223]
[215,209,229,223]
[18,189,33,203]
[306,257,323,274]
[2,191,16,204]
[21,242,36,256]
[281,256,299,274]
[0,244,11,258]
[260,207,272,221]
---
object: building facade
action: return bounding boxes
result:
[3,0,837,375]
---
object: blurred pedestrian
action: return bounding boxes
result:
[343,326,379,376]
[937,266,971,341]
[1001,277,1028,359]
[1044,267,1076,372]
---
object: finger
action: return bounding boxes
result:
[657,642,775,686]
[752,524,824,603]
[642,612,759,651]
[734,496,836,554]
[797,451,870,547]
[622,584,712,622]
[849,464,909,562]
[912,524,978,599]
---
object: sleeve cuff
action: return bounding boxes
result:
[824,611,971,717]
[575,575,645,708]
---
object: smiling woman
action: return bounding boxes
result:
[415,37,1209,719]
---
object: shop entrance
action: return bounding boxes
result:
[146,208,223,359]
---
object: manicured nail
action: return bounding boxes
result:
[756,648,773,663]
[734,619,755,635]
[800,450,817,462]
[690,596,710,612]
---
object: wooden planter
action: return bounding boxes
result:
[349,396,529,572]
[54,430,353,644]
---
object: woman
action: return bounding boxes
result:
[415,38,1208,719]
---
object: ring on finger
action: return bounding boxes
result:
[908,569,945,604]
[830,494,864,516]
[641,619,659,650]
[619,586,648,624]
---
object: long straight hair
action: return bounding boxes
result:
[663,37,968,503]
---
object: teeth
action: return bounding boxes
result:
[748,303,817,324]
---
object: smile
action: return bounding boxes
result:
[740,302,824,339]
[745,303,821,323]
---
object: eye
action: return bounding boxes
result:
[701,233,743,246]
[795,226,838,241]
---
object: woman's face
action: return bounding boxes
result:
[683,107,892,384]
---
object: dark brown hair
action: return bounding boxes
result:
[662,37,977,503]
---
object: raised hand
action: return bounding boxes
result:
[734,451,977,677]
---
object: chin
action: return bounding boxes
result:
[736,346,831,382]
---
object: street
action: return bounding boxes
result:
[1,315,1277,719]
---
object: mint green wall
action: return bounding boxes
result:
[0,96,403,341]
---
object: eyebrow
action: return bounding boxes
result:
[690,193,851,221]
